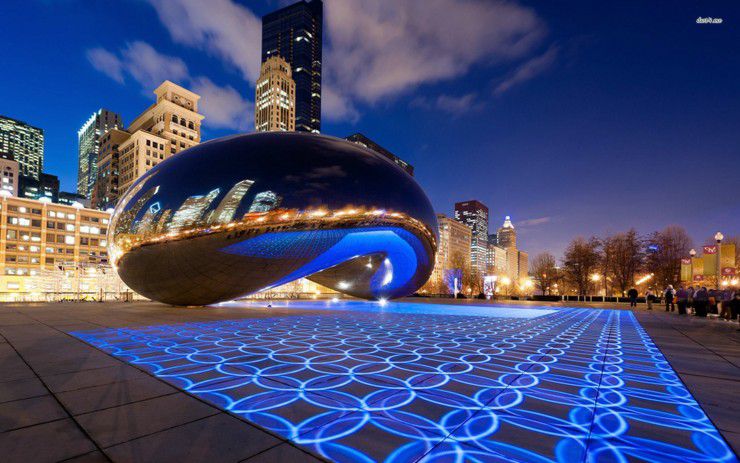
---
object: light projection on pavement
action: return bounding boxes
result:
[72,307,737,463]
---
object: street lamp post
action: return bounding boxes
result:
[715,232,724,288]
[689,248,696,285]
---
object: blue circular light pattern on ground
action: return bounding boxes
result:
[72,307,738,463]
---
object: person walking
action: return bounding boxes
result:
[687,286,695,315]
[676,286,688,315]
[664,285,675,312]
[646,289,655,310]
[730,290,739,325]
[627,287,638,307]
[693,286,709,317]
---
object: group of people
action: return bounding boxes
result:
[629,285,740,321]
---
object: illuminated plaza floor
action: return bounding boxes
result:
[62,301,737,463]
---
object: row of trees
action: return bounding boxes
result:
[530,225,730,296]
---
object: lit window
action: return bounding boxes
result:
[65,224,75,232]
[64,236,75,245]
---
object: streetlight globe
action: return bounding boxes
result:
[689,249,696,257]
[715,232,724,242]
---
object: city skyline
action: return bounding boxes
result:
[1,1,737,258]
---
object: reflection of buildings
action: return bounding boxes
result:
[77,109,122,199]
[262,0,323,133]
[255,57,296,132]
[455,200,488,275]
[248,191,282,213]
[0,115,43,181]
[170,189,220,232]
[0,195,111,295]
[93,81,203,209]
[345,133,414,176]
[0,153,19,196]
[210,180,254,224]
[430,214,472,286]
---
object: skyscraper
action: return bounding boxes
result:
[430,213,472,290]
[93,81,203,209]
[255,56,296,132]
[497,216,519,279]
[0,115,43,180]
[248,191,282,213]
[262,0,322,133]
[77,109,122,199]
[454,200,489,275]
[345,133,414,176]
[497,216,516,249]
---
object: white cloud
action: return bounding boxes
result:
[190,77,252,131]
[412,93,482,117]
[518,216,552,227]
[146,0,262,82]
[324,0,545,105]
[140,0,546,122]
[121,42,189,90]
[87,42,251,131]
[494,45,558,96]
[86,48,124,83]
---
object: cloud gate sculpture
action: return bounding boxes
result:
[108,133,438,306]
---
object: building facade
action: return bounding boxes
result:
[517,250,529,282]
[93,81,203,209]
[19,173,59,203]
[255,56,296,132]
[0,154,19,197]
[92,129,129,210]
[0,115,44,181]
[430,214,472,289]
[0,195,111,294]
[345,133,414,176]
[486,242,508,276]
[77,109,122,199]
[454,200,489,275]
[262,0,322,133]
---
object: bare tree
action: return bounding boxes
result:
[645,225,693,288]
[530,252,560,295]
[562,237,601,295]
[599,235,616,296]
[610,229,644,295]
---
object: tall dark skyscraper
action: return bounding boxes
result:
[262,0,322,133]
[455,200,489,275]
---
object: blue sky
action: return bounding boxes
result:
[1,0,738,257]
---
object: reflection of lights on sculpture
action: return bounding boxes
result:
[109,132,438,306]
[591,273,601,282]
[636,273,654,285]
[500,276,511,286]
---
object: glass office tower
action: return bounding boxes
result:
[261,0,322,133]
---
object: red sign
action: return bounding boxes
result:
[693,275,703,281]
[703,245,717,254]
[681,258,691,265]
[722,267,736,276]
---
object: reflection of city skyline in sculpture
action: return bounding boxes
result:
[209,179,254,224]
[169,188,220,232]
[108,133,438,306]
[248,191,281,213]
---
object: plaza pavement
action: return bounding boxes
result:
[0,299,737,462]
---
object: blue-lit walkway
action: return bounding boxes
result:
[70,303,737,463]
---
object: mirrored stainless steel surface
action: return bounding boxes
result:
[109,132,438,305]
